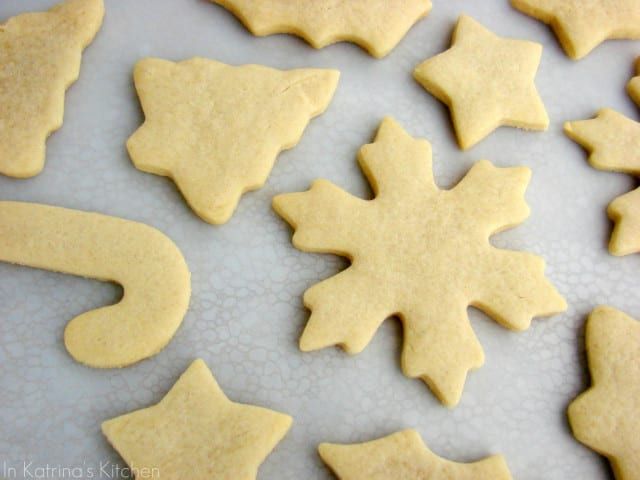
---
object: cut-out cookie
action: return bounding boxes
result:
[0,201,191,368]
[413,15,548,150]
[511,0,640,60]
[565,109,640,255]
[209,0,431,58]
[102,359,292,480]
[0,0,104,178]
[273,118,566,407]
[626,58,640,105]
[319,430,513,480]
[568,306,640,480]
[128,58,339,225]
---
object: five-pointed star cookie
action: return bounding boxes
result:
[568,306,640,480]
[102,359,292,480]
[127,57,339,225]
[511,0,640,60]
[565,109,640,255]
[273,117,566,407]
[209,0,431,58]
[413,15,548,150]
[319,429,513,480]
[0,0,104,178]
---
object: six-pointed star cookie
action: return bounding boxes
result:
[565,109,640,255]
[0,0,104,178]
[319,429,513,480]
[127,57,339,224]
[102,359,292,480]
[511,0,640,60]
[209,0,431,58]
[568,306,640,480]
[414,15,548,150]
[273,117,566,407]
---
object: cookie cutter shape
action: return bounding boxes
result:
[568,306,640,480]
[0,0,104,178]
[273,118,566,407]
[0,201,191,368]
[565,109,640,256]
[209,0,431,58]
[102,359,292,480]
[320,429,513,480]
[511,0,640,60]
[127,58,339,225]
[414,15,548,150]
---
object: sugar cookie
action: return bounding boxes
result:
[209,0,431,58]
[0,0,104,178]
[128,58,339,225]
[626,58,640,106]
[102,359,292,480]
[414,15,548,150]
[319,430,513,480]
[273,118,566,407]
[0,201,190,368]
[568,306,640,480]
[565,109,640,255]
[511,0,640,60]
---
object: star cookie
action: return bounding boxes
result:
[127,58,339,224]
[626,57,640,105]
[414,15,548,150]
[565,109,640,255]
[273,118,566,406]
[0,201,191,368]
[511,0,640,60]
[209,0,431,58]
[102,359,292,480]
[319,429,513,480]
[568,306,640,480]
[0,0,104,178]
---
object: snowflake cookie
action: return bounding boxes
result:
[209,0,431,58]
[127,58,339,224]
[565,109,640,255]
[102,359,292,480]
[273,118,566,407]
[414,15,548,150]
[0,0,104,178]
[568,306,640,480]
[0,201,191,368]
[511,0,640,60]
[319,429,513,480]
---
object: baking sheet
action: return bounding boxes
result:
[2,1,640,478]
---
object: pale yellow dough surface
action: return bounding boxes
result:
[627,58,640,107]
[511,0,640,60]
[0,0,104,178]
[565,109,640,256]
[102,359,292,480]
[209,0,431,58]
[127,58,339,225]
[414,15,548,150]
[273,118,566,407]
[319,430,513,480]
[0,201,191,368]
[568,306,640,480]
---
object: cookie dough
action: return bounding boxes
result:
[102,359,292,480]
[414,15,548,150]
[127,58,339,224]
[273,117,566,407]
[0,0,104,178]
[0,201,191,368]
[209,0,431,58]
[319,430,513,480]
[627,57,640,106]
[511,0,640,60]
[568,306,640,480]
[565,109,640,255]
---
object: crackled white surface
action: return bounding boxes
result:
[1,1,639,479]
